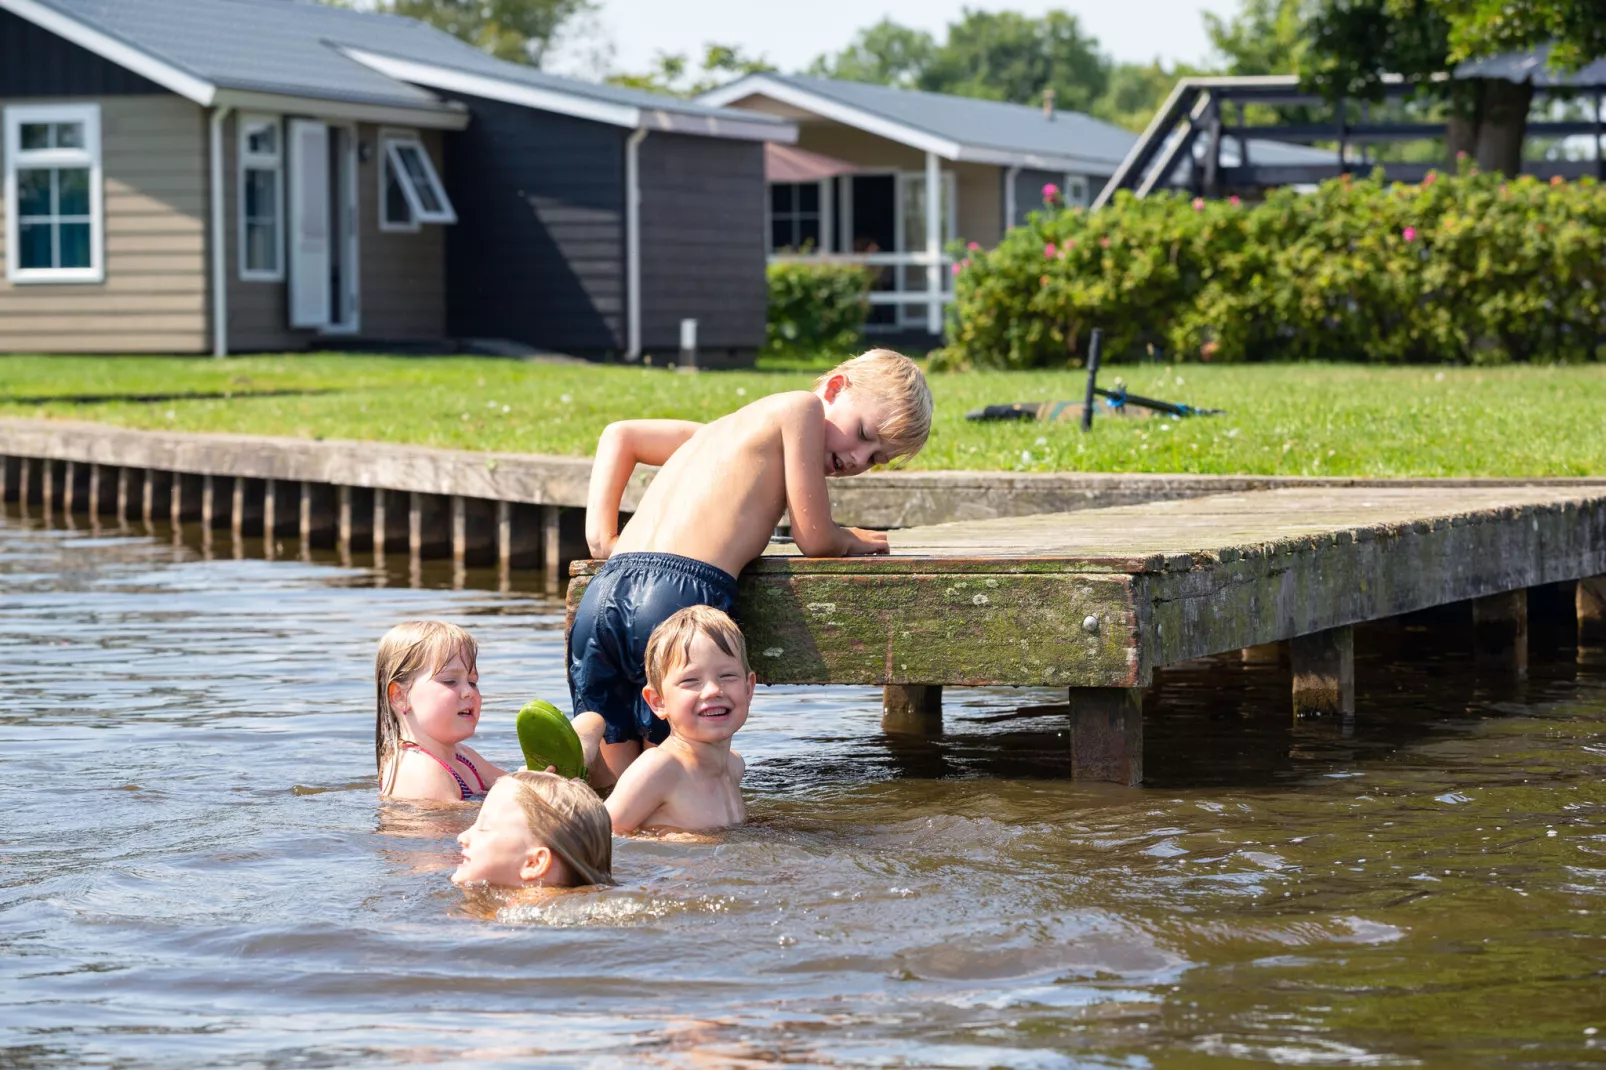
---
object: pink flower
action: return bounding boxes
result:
[1099,236,1111,248]
[1042,183,1059,200]
[1551,175,1565,187]
[1192,197,1205,211]
[1064,238,1077,249]
[1044,243,1057,258]
[1423,171,1437,186]
[951,262,963,276]
[966,241,980,251]
[1402,226,1417,242]
[1228,195,1241,207]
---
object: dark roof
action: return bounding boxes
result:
[1455,47,1606,88]
[705,73,1137,171]
[26,0,786,126]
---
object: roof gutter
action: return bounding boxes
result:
[209,105,232,358]
[624,128,647,361]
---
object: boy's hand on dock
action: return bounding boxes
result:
[843,527,890,555]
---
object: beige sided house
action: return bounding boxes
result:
[0,0,792,361]
[699,74,1136,338]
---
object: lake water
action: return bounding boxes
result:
[3,506,1604,1068]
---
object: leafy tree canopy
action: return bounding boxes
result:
[609,43,773,97]
[377,0,593,65]
[804,19,937,88]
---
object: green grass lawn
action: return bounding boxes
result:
[2,353,1604,477]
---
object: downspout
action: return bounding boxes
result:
[624,127,647,361]
[1004,164,1020,232]
[209,105,232,357]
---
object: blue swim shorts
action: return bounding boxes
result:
[567,552,739,746]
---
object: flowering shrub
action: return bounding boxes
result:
[936,164,1606,368]
[764,261,875,358]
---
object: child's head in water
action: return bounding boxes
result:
[374,620,480,795]
[453,771,613,888]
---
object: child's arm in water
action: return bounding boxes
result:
[458,743,508,782]
[586,419,704,559]
[604,748,683,832]
[777,394,888,558]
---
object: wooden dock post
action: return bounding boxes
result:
[496,500,513,588]
[882,684,943,736]
[338,485,354,567]
[41,460,54,517]
[451,495,467,585]
[1579,576,1606,647]
[115,467,129,523]
[17,458,31,513]
[1241,641,1284,665]
[1472,589,1528,675]
[1068,687,1143,785]
[1291,626,1355,716]
[87,463,102,521]
[62,461,76,515]
[372,488,387,563]
[543,505,562,594]
[0,455,8,504]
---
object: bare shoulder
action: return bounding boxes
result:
[728,750,745,781]
[386,750,461,803]
[611,746,684,796]
[745,390,822,427]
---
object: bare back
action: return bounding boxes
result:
[611,394,795,577]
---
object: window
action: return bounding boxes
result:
[379,132,455,231]
[1065,174,1089,207]
[238,116,283,280]
[4,103,102,283]
[769,181,821,252]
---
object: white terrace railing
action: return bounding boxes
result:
[768,251,953,333]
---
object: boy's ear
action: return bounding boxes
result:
[821,372,848,403]
[387,680,409,715]
[642,683,668,718]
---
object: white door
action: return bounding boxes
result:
[894,171,956,329]
[288,119,330,329]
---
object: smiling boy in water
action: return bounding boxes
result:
[605,606,753,832]
[570,350,932,787]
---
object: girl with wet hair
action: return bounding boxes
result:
[453,770,613,889]
[374,620,508,802]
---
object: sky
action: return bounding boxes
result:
[547,0,1244,81]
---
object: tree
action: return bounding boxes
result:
[610,43,774,97]
[1204,0,1310,75]
[1307,0,1606,176]
[380,0,594,66]
[922,10,1108,112]
[806,19,937,88]
[1091,61,1206,132]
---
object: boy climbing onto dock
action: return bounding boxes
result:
[570,349,933,786]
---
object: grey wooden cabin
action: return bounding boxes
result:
[0,0,795,364]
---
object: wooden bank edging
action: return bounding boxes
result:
[2,417,1602,530]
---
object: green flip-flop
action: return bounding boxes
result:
[515,699,588,780]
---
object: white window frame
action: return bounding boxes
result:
[3,103,104,284]
[378,129,454,231]
[766,179,825,253]
[237,114,284,282]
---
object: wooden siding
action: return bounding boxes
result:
[638,132,766,364]
[0,9,165,96]
[441,93,626,355]
[954,161,1000,248]
[226,119,447,351]
[0,95,209,354]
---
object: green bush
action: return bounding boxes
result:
[936,165,1606,368]
[765,261,875,358]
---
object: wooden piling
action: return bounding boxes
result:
[1240,641,1284,665]
[496,500,512,586]
[1579,576,1606,647]
[1068,687,1143,785]
[452,494,467,571]
[338,485,353,566]
[87,463,102,518]
[882,684,942,736]
[115,467,129,522]
[42,460,54,515]
[17,458,31,511]
[543,505,562,594]
[1291,626,1355,716]
[62,461,76,514]
[1472,589,1528,675]
[0,455,8,504]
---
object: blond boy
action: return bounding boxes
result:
[605,606,753,832]
[570,350,932,785]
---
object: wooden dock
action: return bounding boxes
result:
[571,485,1606,785]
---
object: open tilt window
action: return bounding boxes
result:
[3,103,103,283]
[380,132,455,231]
[239,116,284,280]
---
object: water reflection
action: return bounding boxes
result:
[2,503,1604,1068]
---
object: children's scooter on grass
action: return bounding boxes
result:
[964,329,1225,430]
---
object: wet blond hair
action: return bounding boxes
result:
[812,348,933,460]
[504,770,614,887]
[374,620,478,794]
[644,605,750,695]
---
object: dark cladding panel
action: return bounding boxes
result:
[441,93,625,355]
[0,8,166,95]
[637,132,767,366]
